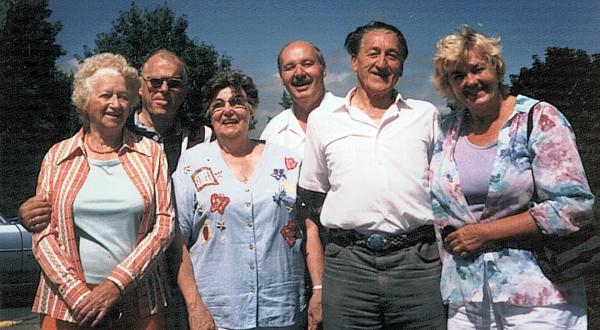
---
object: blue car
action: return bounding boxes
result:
[0,213,40,294]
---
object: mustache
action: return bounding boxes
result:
[291,75,312,86]
[373,68,391,78]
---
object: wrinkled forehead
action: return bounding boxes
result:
[213,86,246,101]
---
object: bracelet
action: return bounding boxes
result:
[312,285,323,290]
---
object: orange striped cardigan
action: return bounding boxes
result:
[31,128,175,322]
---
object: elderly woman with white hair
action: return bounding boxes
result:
[32,53,175,329]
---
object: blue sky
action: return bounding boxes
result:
[48,0,600,133]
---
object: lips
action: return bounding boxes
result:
[105,111,121,118]
[154,99,169,106]
[221,119,239,125]
[463,84,487,102]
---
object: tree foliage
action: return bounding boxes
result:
[82,4,231,127]
[510,47,600,196]
[0,0,72,214]
[279,90,293,110]
[0,0,71,144]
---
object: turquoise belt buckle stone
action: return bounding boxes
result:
[366,233,387,250]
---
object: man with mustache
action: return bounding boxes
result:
[261,40,344,330]
[299,22,446,329]
[260,40,344,155]
[18,49,212,329]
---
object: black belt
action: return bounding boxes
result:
[328,225,435,252]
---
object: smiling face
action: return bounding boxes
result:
[85,71,130,133]
[210,86,252,140]
[279,41,327,109]
[447,48,502,109]
[139,54,186,120]
[351,29,405,96]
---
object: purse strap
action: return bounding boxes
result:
[526,102,541,198]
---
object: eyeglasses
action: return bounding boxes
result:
[143,76,184,90]
[209,95,248,114]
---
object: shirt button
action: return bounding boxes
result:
[249,244,254,250]
[247,222,253,228]
[244,188,250,192]
[245,202,251,207]
[249,265,255,271]
[249,287,255,293]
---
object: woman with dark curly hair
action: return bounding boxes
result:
[174,71,307,329]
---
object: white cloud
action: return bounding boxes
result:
[57,58,80,75]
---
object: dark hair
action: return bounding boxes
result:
[277,40,326,73]
[201,70,259,119]
[344,21,408,60]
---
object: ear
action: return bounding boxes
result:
[351,55,358,72]
[138,78,144,97]
[323,66,328,78]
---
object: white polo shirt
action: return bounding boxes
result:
[299,88,438,233]
[260,92,344,155]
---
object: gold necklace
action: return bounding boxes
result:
[85,135,122,154]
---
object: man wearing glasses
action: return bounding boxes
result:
[18,49,212,329]
[19,50,213,228]
[133,49,214,173]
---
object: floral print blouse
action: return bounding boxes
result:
[429,95,594,306]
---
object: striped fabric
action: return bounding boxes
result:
[31,128,175,322]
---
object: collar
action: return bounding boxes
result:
[55,128,153,165]
[341,87,409,113]
[132,110,183,143]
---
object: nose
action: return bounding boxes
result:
[158,79,169,92]
[461,72,478,87]
[293,65,306,76]
[375,54,388,69]
[222,102,236,116]
[108,94,121,108]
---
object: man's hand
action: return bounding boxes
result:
[188,303,215,330]
[307,289,322,330]
[74,281,120,327]
[18,196,52,232]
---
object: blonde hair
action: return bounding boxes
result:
[432,26,507,103]
[72,53,140,127]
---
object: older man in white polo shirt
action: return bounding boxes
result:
[260,40,344,155]
[299,21,446,329]
[261,40,344,330]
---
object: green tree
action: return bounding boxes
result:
[0,0,72,214]
[279,90,293,109]
[0,0,71,143]
[82,3,231,127]
[510,47,600,196]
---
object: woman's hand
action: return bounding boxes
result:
[444,223,491,259]
[74,280,121,327]
[188,303,215,330]
[307,289,322,330]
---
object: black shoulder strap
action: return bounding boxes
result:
[527,101,541,199]
[527,102,541,143]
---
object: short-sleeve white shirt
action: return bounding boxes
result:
[299,88,438,233]
[260,92,344,156]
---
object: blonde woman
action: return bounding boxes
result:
[429,27,593,329]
